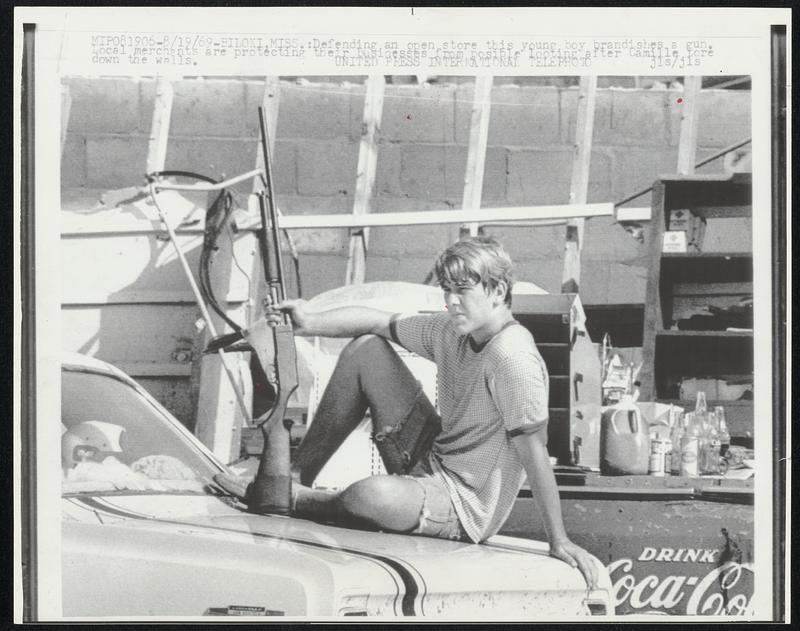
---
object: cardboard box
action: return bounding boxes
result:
[662,230,688,252]
[668,208,706,251]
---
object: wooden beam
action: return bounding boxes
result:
[62,201,620,235]
[239,202,613,231]
[561,76,598,294]
[460,76,493,238]
[146,78,174,174]
[61,83,72,156]
[614,206,652,222]
[677,76,702,175]
[345,75,385,285]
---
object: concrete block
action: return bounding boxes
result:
[507,148,570,205]
[399,144,506,203]
[507,148,610,205]
[86,135,150,188]
[246,81,352,140]
[169,79,247,137]
[608,147,679,206]
[65,78,140,133]
[697,90,752,148]
[398,144,449,202]
[61,135,87,188]
[375,144,403,196]
[611,89,671,146]
[561,88,670,147]
[298,254,349,298]
[346,83,367,140]
[597,262,648,305]
[279,193,353,216]
[512,257,564,294]
[161,138,294,194]
[379,85,456,143]
[164,137,256,186]
[585,149,614,203]
[578,263,610,305]
[455,85,560,146]
[487,224,566,260]
[364,255,441,286]
[367,224,454,259]
[275,194,354,254]
[582,216,648,261]
[296,138,359,196]
[666,88,751,149]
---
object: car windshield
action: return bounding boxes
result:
[61,366,222,496]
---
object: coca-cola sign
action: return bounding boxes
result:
[607,545,754,615]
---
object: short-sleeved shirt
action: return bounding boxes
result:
[391,311,549,543]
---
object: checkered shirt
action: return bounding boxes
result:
[392,311,549,543]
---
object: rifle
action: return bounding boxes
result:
[246,106,299,515]
[209,107,298,514]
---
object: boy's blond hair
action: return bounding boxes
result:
[434,236,514,307]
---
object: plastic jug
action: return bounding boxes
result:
[600,395,649,475]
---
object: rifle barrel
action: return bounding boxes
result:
[258,107,289,310]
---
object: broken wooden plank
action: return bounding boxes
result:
[561,76,597,294]
[460,75,493,238]
[345,75,385,285]
[238,202,614,231]
[145,77,174,174]
[677,76,702,175]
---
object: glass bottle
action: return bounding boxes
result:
[702,411,721,475]
[694,392,708,471]
[680,412,700,477]
[715,406,731,459]
[694,391,708,422]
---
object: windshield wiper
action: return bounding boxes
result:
[212,472,252,501]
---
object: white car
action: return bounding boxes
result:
[61,353,614,620]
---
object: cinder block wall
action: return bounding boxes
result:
[62,77,751,304]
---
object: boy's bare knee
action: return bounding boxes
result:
[338,476,423,532]
[340,476,393,513]
[340,334,387,361]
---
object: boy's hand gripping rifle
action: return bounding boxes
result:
[209,107,298,514]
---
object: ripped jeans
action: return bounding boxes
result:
[292,334,467,541]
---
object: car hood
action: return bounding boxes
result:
[62,493,610,619]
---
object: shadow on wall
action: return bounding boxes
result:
[60,185,254,430]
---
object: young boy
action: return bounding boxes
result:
[273,236,598,589]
